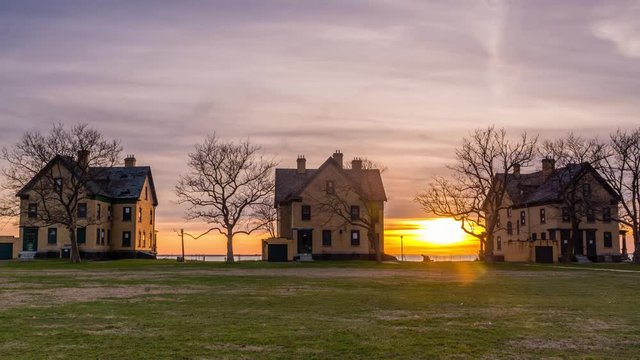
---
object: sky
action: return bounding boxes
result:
[1,0,639,255]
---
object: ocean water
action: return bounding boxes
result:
[157,254,478,262]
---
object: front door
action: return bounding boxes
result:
[574,230,584,256]
[297,230,313,254]
[586,230,597,260]
[560,230,571,256]
[23,227,38,251]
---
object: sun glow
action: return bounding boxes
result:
[415,218,466,245]
[384,217,478,256]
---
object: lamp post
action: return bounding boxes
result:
[400,235,404,262]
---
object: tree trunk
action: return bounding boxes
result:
[562,221,580,263]
[484,234,494,263]
[226,232,234,264]
[368,229,382,263]
[68,226,81,263]
[633,231,640,264]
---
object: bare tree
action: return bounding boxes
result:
[255,202,277,239]
[174,135,277,263]
[415,126,537,260]
[1,123,122,262]
[311,161,386,263]
[600,128,640,262]
[539,133,609,263]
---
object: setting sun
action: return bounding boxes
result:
[385,218,479,256]
[416,218,466,245]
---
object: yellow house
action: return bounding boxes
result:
[493,159,622,263]
[264,152,387,261]
[16,153,158,259]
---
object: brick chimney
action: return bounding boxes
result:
[296,155,306,174]
[332,150,343,169]
[77,150,90,169]
[351,158,363,170]
[542,158,555,180]
[124,154,137,168]
[513,163,520,177]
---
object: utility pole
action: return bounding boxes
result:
[400,235,404,262]
[180,228,185,262]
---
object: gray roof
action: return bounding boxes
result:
[275,157,387,206]
[90,166,156,203]
[502,163,616,206]
[17,155,158,205]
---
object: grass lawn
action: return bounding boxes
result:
[1,260,640,359]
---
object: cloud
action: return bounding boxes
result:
[591,5,640,58]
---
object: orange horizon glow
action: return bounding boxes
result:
[153,217,480,256]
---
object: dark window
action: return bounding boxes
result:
[138,207,142,223]
[562,208,570,222]
[351,230,360,246]
[54,177,63,193]
[350,205,360,221]
[549,230,557,241]
[520,211,526,225]
[301,205,311,221]
[145,186,148,200]
[541,232,547,240]
[96,228,101,245]
[123,207,132,221]
[540,208,546,224]
[77,227,86,244]
[47,228,57,244]
[28,203,37,218]
[322,230,332,246]
[138,231,141,247]
[604,232,613,248]
[107,206,112,220]
[101,229,105,245]
[77,203,87,218]
[507,221,513,235]
[326,181,335,195]
[97,204,101,219]
[496,236,502,251]
[586,208,595,223]
[122,231,131,247]
[150,209,153,224]
[107,229,111,245]
[507,208,512,217]
[496,213,501,227]
[583,183,591,196]
[531,233,537,241]
[603,207,612,223]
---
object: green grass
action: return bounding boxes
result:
[1,260,640,359]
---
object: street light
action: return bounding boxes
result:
[400,235,404,262]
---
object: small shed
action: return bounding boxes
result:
[262,238,295,262]
[0,236,20,260]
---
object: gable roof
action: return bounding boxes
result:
[275,156,387,206]
[17,155,158,205]
[500,162,619,207]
